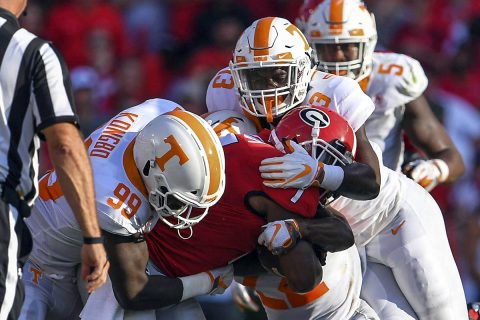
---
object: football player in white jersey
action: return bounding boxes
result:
[303,0,464,192]
[259,106,467,319]
[234,106,379,320]
[20,99,232,320]
[206,16,382,202]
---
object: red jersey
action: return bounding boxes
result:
[146,134,320,277]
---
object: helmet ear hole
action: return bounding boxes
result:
[159,186,168,194]
[142,161,151,176]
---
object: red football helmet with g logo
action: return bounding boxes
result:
[270,105,356,204]
[271,105,356,167]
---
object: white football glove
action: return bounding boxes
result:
[258,219,303,255]
[207,264,234,295]
[403,159,449,192]
[259,140,322,189]
[231,282,260,312]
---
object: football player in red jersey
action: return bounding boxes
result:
[145,124,354,290]
[144,109,372,319]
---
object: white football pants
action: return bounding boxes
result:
[19,261,83,320]
[362,179,467,319]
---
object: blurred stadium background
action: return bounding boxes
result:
[23,0,480,319]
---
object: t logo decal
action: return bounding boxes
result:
[213,117,240,135]
[155,135,189,171]
[30,266,42,285]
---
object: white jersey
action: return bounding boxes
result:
[364,52,428,171]
[331,165,405,247]
[206,67,375,132]
[25,98,181,275]
[330,141,405,246]
[236,246,363,320]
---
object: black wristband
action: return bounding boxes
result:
[83,236,104,244]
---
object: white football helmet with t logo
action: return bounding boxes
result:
[229,17,315,122]
[133,110,225,231]
[305,0,377,81]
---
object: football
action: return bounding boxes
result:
[257,240,323,293]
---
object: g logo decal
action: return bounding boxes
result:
[299,108,330,128]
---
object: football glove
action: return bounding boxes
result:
[259,140,323,189]
[231,282,260,312]
[207,264,234,295]
[258,219,302,255]
[403,159,449,192]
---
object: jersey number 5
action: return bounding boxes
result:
[378,63,404,76]
[308,92,331,108]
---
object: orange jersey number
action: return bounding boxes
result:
[308,92,331,108]
[378,63,404,76]
[212,70,235,89]
[107,183,142,219]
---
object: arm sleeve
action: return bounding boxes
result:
[32,42,78,134]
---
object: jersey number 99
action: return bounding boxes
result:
[107,183,141,219]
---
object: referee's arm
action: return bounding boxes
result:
[34,43,109,293]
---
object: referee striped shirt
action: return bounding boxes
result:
[0,8,79,204]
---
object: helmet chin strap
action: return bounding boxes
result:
[264,98,274,123]
[270,130,285,153]
[311,121,321,158]
[177,225,193,240]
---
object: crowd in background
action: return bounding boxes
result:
[20,0,480,315]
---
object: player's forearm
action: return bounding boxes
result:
[404,98,465,183]
[297,216,354,252]
[328,162,379,200]
[117,271,222,310]
[351,126,382,198]
[407,123,465,184]
[317,126,381,200]
[106,233,185,310]
[48,132,100,237]
[114,275,184,310]
[428,149,465,183]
